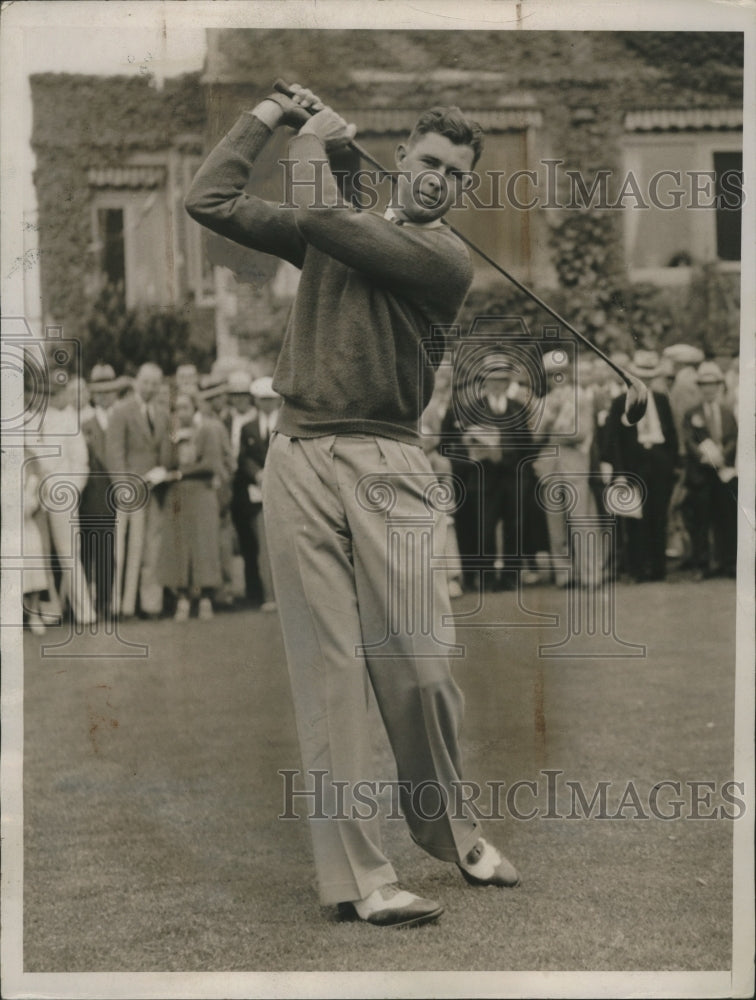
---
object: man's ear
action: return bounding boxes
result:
[394,143,407,168]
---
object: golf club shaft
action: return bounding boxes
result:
[272,79,632,387]
[445,228,627,383]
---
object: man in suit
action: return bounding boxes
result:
[534,349,604,588]
[175,363,199,397]
[238,376,281,610]
[663,343,704,446]
[200,375,236,606]
[682,361,738,579]
[79,365,125,619]
[603,350,679,582]
[227,371,263,606]
[463,355,535,592]
[105,362,169,618]
[30,372,96,626]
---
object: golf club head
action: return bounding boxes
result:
[624,374,648,424]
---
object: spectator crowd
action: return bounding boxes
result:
[21,343,739,633]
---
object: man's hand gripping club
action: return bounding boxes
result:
[256,83,357,152]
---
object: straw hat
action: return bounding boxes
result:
[662,343,705,366]
[250,375,279,399]
[226,370,253,395]
[695,361,725,385]
[199,373,228,400]
[629,350,663,380]
[88,363,129,392]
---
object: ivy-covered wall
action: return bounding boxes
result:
[30,72,205,353]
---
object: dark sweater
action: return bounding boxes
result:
[185,113,473,444]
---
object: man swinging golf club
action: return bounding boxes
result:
[186,83,529,927]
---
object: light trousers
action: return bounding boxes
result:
[263,433,480,905]
[115,493,163,617]
[534,447,605,587]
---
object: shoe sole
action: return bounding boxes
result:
[368,905,444,928]
[458,865,521,888]
[338,903,444,928]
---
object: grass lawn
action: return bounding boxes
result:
[21,579,737,973]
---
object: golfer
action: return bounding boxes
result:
[186,83,519,927]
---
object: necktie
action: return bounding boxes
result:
[145,405,155,435]
[705,403,722,444]
[636,392,664,447]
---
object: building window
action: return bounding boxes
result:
[97,208,126,286]
[89,164,170,308]
[713,150,742,262]
[182,157,216,306]
[622,110,742,283]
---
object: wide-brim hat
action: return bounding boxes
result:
[226,370,253,395]
[250,375,279,400]
[662,343,705,366]
[629,350,663,379]
[199,373,228,400]
[89,370,131,393]
[696,360,725,384]
[608,351,631,369]
[88,363,122,391]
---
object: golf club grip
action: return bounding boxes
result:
[273,79,316,112]
[272,79,388,175]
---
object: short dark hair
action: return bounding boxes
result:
[408,107,484,167]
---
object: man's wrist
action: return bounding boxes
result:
[252,99,285,131]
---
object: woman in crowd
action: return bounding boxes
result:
[28,372,95,626]
[157,392,223,621]
[23,449,51,635]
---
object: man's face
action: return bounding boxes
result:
[48,387,68,410]
[255,396,280,416]
[175,396,195,427]
[210,392,227,416]
[483,373,511,398]
[69,377,89,411]
[176,372,198,394]
[393,133,476,224]
[577,362,595,388]
[700,381,722,403]
[229,393,251,414]
[136,368,161,403]
[92,388,118,410]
